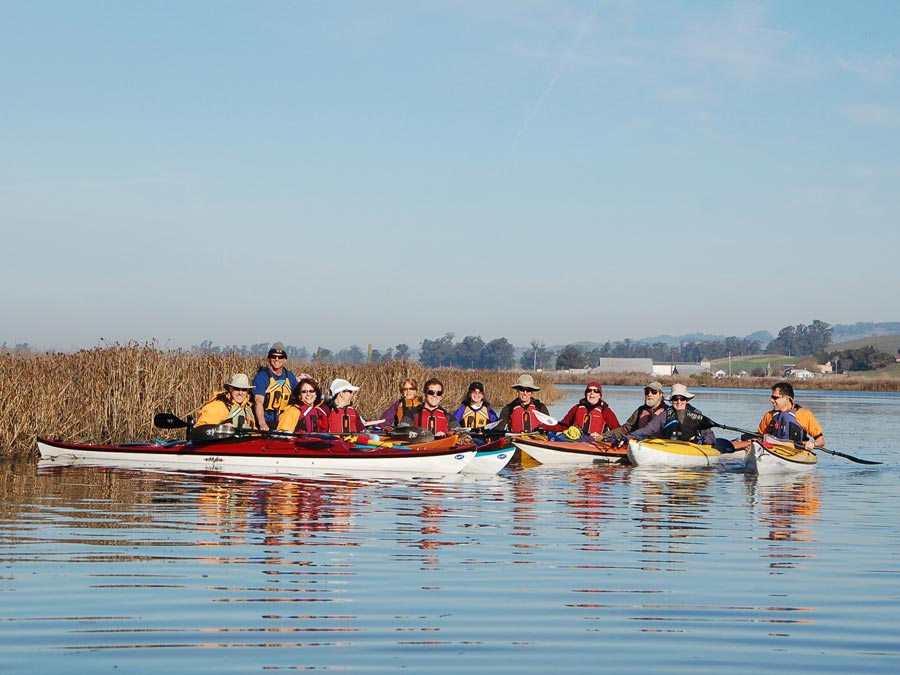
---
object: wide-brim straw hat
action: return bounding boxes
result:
[512,374,540,391]
[669,383,695,400]
[225,373,253,390]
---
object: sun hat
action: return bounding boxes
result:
[669,383,695,400]
[267,342,287,358]
[645,381,664,394]
[330,378,360,396]
[225,373,253,390]
[512,374,540,391]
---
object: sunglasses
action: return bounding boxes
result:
[671,396,688,402]
[269,354,286,359]
[299,389,316,394]
[770,394,784,400]
[426,389,443,396]
[585,388,601,394]
[644,388,661,395]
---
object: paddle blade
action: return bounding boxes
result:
[154,412,187,429]
[532,410,558,427]
[821,448,882,465]
[387,427,435,443]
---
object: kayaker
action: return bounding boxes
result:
[277,377,329,433]
[494,374,550,433]
[324,378,366,433]
[602,381,668,442]
[400,378,462,438]
[546,381,620,439]
[381,378,421,428]
[452,381,499,430]
[252,342,298,431]
[757,381,825,452]
[195,373,257,429]
[627,383,716,444]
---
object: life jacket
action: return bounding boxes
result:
[325,401,364,433]
[766,406,809,444]
[460,404,492,429]
[411,406,451,434]
[212,391,255,429]
[295,404,329,433]
[508,400,544,433]
[257,368,294,419]
[634,404,667,431]
[661,405,707,443]
[392,397,421,425]
[570,401,612,435]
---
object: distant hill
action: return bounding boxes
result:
[830,334,900,355]
[832,322,900,342]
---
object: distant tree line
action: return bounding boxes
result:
[187,319,894,372]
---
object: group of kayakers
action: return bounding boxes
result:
[194,341,826,450]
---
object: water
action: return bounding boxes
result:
[2,385,898,673]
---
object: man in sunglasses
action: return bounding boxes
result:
[757,381,825,452]
[601,381,668,442]
[494,373,551,433]
[626,383,716,445]
[545,381,620,440]
[253,342,298,431]
[399,378,461,438]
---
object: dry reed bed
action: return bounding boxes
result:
[1,345,561,459]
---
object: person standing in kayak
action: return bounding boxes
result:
[196,373,257,429]
[400,378,461,438]
[602,381,668,442]
[628,383,715,445]
[758,381,825,452]
[546,381,620,439]
[253,342,298,431]
[494,374,550,433]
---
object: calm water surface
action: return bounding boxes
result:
[2,386,898,673]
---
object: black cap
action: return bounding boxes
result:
[468,381,484,392]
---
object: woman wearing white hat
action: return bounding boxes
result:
[494,373,551,433]
[628,383,716,445]
[195,373,257,429]
[323,378,366,433]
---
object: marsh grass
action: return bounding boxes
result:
[1,344,561,459]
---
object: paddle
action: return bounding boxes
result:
[711,422,882,465]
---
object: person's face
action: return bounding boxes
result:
[770,389,791,412]
[268,355,286,371]
[644,387,663,407]
[229,386,250,403]
[424,385,444,409]
[299,385,317,405]
[469,389,484,403]
[336,389,354,405]
[670,395,689,410]
[585,387,601,403]
[516,388,534,403]
[401,384,417,401]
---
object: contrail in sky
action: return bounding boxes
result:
[496,2,602,172]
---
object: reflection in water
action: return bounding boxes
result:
[2,444,896,673]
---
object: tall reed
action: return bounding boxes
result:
[1,344,560,459]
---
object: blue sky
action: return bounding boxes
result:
[3,1,898,352]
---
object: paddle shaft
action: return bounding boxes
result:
[712,422,881,465]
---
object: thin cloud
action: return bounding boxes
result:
[838,103,900,127]
[835,55,900,85]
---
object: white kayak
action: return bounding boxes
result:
[627,438,738,468]
[745,436,818,475]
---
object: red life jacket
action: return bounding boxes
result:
[295,404,329,433]
[570,403,612,435]
[509,401,542,433]
[325,402,364,433]
[412,406,451,434]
